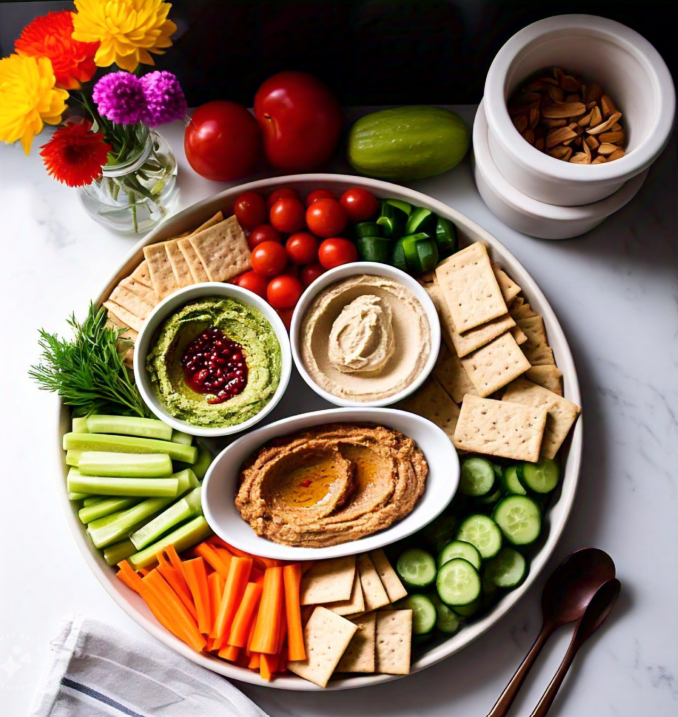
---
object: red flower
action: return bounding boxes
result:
[15,11,98,90]
[40,123,111,187]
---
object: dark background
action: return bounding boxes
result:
[1,1,676,106]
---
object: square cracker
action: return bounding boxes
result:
[453,394,547,462]
[301,556,356,605]
[288,607,358,687]
[449,313,516,358]
[435,242,507,333]
[492,262,522,304]
[190,211,223,236]
[526,365,563,396]
[433,342,477,404]
[131,260,153,288]
[502,378,580,459]
[178,238,210,283]
[403,376,460,439]
[143,243,177,301]
[510,297,538,321]
[336,613,376,673]
[419,272,456,349]
[103,301,144,333]
[517,316,555,366]
[189,216,251,282]
[460,332,531,397]
[165,239,196,289]
[375,610,412,675]
[511,325,528,346]
[370,549,407,603]
[119,276,158,306]
[357,553,390,611]
[327,571,365,616]
[109,284,155,320]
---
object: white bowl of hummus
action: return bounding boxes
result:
[134,282,292,437]
[290,263,441,407]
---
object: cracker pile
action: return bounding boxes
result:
[409,242,580,462]
[288,549,410,687]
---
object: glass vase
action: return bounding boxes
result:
[78,125,178,234]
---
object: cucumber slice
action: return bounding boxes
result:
[87,415,173,441]
[128,516,212,570]
[67,469,180,498]
[391,238,408,272]
[405,207,434,235]
[422,513,458,554]
[354,222,381,239]
[79,497,139,524]
[484,547,527,588]
[477,487,504,506]
[415,238,439,273]
[460,457,496,497]
[518,458,560,494]
[456,514,503,559]
[377,201,406,237]
[72,417,89,433]
[493,496,541,546]
[68,491,89,501]
[502,465,527,495]
[78,451,173,478]
[63,432,198,464]
[357,236,391,263]
[385,199,412,216]
[103,539,136,566]
[171,429,194,446]
[438,540,482,570]
[130,486,203,550]
[396,594,437,635]
[66,450,83,467]
[435,217,458,257]
[88,497,172,548]
[191,448,213,480]
[430,593,461,634]
[396,548,437,588]
[83,496,103,506]
[452,598,480,617]
[436,558,481,606]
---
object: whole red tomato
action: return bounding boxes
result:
[318,238,357,269]
[286,232,318,265]
[306,189,333,206]
[300,262,326,287]
[306,198,347,238]
[234,192,267,230]
[267,275,303,309]
[251,241,288,277]
[234,271,269,299]
[266,187,299,209]
[254,71,342,171]
[184,101,260,181]
[248,224,282,249]
[340,188,378,222]
[269,197,306,233]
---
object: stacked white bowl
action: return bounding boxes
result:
[473,14,675,239]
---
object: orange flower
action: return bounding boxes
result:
[40,122,111,187]
[15,10,98,90]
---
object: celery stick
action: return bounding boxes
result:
[67,469,179,498]
[87,415,173,441]
[131,486,203,550]
[192,447,213,479]
[78,452,173,478]
[66,450,82,467]
[68,491,89,501]
[63,433,197,464]
[129,516,212,570]
[104,539,136,565]
[79,497,139,524]
[72,417,89,433]
[175,469,199,495]
[88,497,173,548]
[83,496,103,506]
[171,429,194,446]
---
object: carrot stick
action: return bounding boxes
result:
[213,557,252,648]
[195,541,232,579]
[259,652,276,681]
[117,560,144,594]
[208,536,280,570]
[227,581,263,648]
[248,652,261,670]
[220,644,240,662]
[182,558,211,634]
[208,572,226,638]
[156,552,198,620]
[250,567,284,655]
[283,564,306,661]
[137,567,150,576]
[250,568,265,583]
[246,603,259,656]
[165,544,195,597]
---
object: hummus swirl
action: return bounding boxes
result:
[235,423,428,548]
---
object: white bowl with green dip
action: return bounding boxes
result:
[134,283,291,437]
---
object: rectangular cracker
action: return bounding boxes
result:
[165,239,196,289]
[178,237,210,283]
[370,549,407,603]
[288,607,358,687]
[403,376,460,439]
[301,556,356,605]
[190,211,224,236]
[375,610,412,675]
[103,300,144,333]
[511,325,528,345]
[336,613,376,673]
[419,272,456,349]
[502,378,581,459]
[492,262,521,304]
[189,216,251,282]
[435,243,507,333]
[449,313,516,357]
[460,332,531,397]
[109,284,155,320]
[433,342,478,404]
[510,297,538,320]
[357,554,390,611]
[526,365,563,396]
[517,316,555,366]
[119,276,158,306]
[143,243,177,301]
[453,394,547,462]
[327,571,365,616]
[131,260,153,288]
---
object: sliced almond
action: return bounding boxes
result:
[570,152,591,164]
[513,115,528,133]
[597,143,620,155]
[584,82,602,104]
[577,111,592,127]
[535,137,545,151]
[582,138,590,157]
[589,105,602,127]
[542,118,567,128]
[542,102,587,119]
[547,145,571,159]
[529,107,540,129]
[586,101,597,111]
[553,67,565,83]
[545,126,577,149]
[586,111,622,135]
[562,138,575,146]
[598,130,625,144]
[607,148,626,161]
[591,155,607,164]
[560,75,581,92]
[611,123,622,132]
[547,85,565,103]
[565,93,581,103]
[522,128,535,145]
[586,135,600,150]
[600,94,617,118]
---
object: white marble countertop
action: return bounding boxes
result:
[1,107,676,717]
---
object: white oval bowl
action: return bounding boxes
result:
[134,282,292,437]
[55,173,582,690]
[484,14,675,206]
[289,262,441,407]
[473,99,650,239]
[202,407,458,561]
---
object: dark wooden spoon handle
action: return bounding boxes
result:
[528,641,579,716]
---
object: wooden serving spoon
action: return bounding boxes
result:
[487,548,616,717]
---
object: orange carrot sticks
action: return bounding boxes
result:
[250,567,284,655]
[248,652,261,670]
[259,652,276,681]
[117,560,144,594]
[182,557,211,634]
[213,557,253,648]
[208,536,280,570]
[227,581,263,648]
[208,572,226,638]
[283,563,306,661]
[220,644,240,662]
[195,541,232,579]
[156,552,198,620]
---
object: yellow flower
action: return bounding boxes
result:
[0,54,68,155]
[72,0,177,73]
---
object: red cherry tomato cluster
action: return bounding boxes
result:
[233,186,377,322]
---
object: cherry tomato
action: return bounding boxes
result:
[276,308,295,331]
[306,198,347,238]
[340,188,379,222]
[266,187,299,209]
[234,192,267,230]
[248,224,282,249]
[300,262,326,287]
[234,271,269,299]
[267,275,303,309]
[286,232,319,265]
[269,197,306,233]
[306,189,333,207]
[318,238,358,269]
[184,101,260,181]
[251,241,288,277]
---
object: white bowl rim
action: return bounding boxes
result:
[133,282,292,438]
[289,261,442,407]
[484,13,676,183]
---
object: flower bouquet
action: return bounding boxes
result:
[0,0,187,233]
